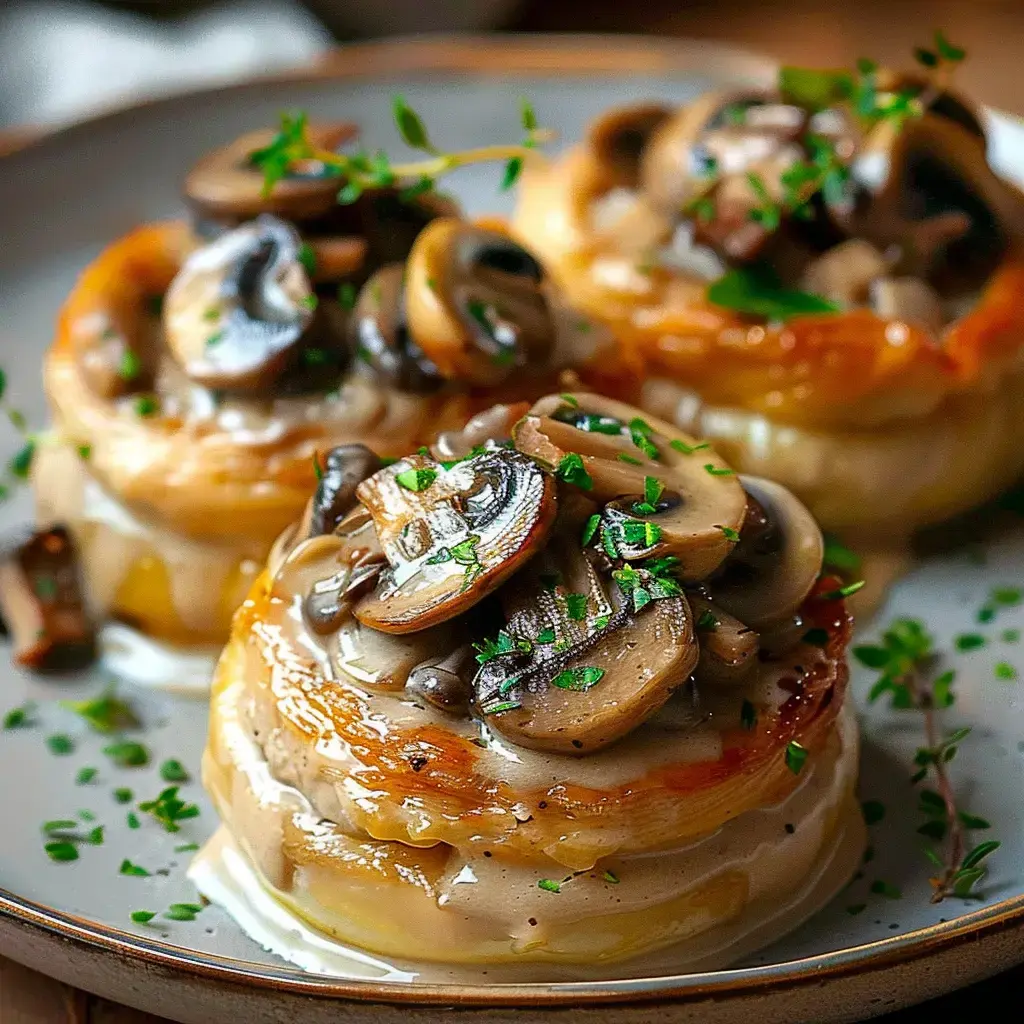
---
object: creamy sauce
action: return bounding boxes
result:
[99,623,219,694]
[191,683,863,977]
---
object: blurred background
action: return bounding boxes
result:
[1,0,1022,135]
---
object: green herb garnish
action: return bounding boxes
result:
[46,734,74,756]
[537,879,561,893]
[551,666,605,691]
[120,859,150,877]
[160,759,190,783]
[785,740,809,774]
[556,452,593,490]
[62,689,139,734]
[138,786,200,833]
[103,741,149,768]
[707,267,839,322]
[395,467,437,492]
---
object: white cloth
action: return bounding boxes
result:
[0,1,333,129]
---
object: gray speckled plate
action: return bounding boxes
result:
[1,33,1024,1024]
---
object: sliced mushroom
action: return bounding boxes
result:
[689,595,759,687]
[586,103,673,188]
[868,275,945,332]
[0,526,96,673]
[294,507,385,635]
[513,393,746,581]
[475,542,698,754]
[709,476,823,631]
[332,615,462,692]
[184,123,358,227]
[406,644,476,714]
[302,445,383,538]
[850,113,1024,292]
[430,403,530,463]
[355,447,557,633]
[404,218,555,385]
[164,215,317,391]
[349,263,443,392]
[800,239,891,307]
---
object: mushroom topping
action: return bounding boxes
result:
[868,276,945,332]
[163,215,317,391]
[332,616,461,692]
[474,543,698,754]
[404,218,555,385]
[296,507,385,636]
[513,393,746,581]
[800,239,891,307]
[349,264,443,392]
[0,527,96,673]
[690,595,759,687]
[849,113,1024,292]
[430,403,530,463]
[184,123,358,228]
[303,445,383,539]
[640,91,856,263]
[407,644,476,714]
[355,447,557,633]
[709,477,823,631]
[587,103,673,189]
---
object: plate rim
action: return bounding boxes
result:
[2,29,1024,1009]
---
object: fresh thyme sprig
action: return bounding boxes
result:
[251,97,552,204]
[855,618,999,902]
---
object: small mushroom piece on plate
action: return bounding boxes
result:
[513,393,747,580]
[404,218,556,385]
[355,447,557,633]
[163,215,316,391]
[709,476,824,631]
[184,122,358,227]
[0,526,96,673]
[475,542,698,754]
[348,264,443,392]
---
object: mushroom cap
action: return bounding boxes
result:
[355,446,558,633]
[184,123,358,225]
[710,476,824,631]
[689,595,759,687]
[477,543,698,755]
[163,215,316,391]
[404,218,556,385]
[513,393,747,580]
[586,102,674,189]
[302,444,383,538]
[348,263,443,392]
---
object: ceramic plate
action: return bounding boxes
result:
[1,34,1024,1024]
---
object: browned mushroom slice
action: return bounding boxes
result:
[348,264,443,392]
[709,476,823,631]
[689,595,759,687]
[513,394,746,581]
[355,447,557,633]
[850,113,1024,291]
[407,644,476,714]
[184,123,358,226]
[0,526,96,673]
[163,215,317,391]
[283,507,385,635]
[430,403,530,463]
[475,543,698,754]
[301,445,384,538]
[404,218,555,385]
[332,614,463,692]
[586,103,674,188]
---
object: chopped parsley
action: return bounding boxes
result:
[75,767,98,785]
[703,463,734,477]
[628,417,660,460]
[3,704,35,729]
[551,666,605,691]
[669,438,710,455]
[995,662,1018,681]
[785,740,809,774]
[138,786,201,833]
[130,910,156,924]
[556,452,593,490]
[819,580,865,600]
[643,475,664,507]
[120,859,150,877]
[537,879,561,893]
[164,902,204,922]
[338,282,357,310]
[103,741,150,768]
[119,350,142,381]
[114,787,134,804]
[602,870,620,884]
[46,734,74,756]
[955,634,986,652]
[133,395,159,418]
[395,467,437,492]
[474,630,531,665]
[616,453,643,466]
[581,513,601,546]
[564,593,589,621]
[1003,629,1021,644]
[159,759,190,783]
[44,842,78,863]
[718,525,740,542]
[696,609,719,631]
[62,689,139,733]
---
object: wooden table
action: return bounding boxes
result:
[3,1,1024,1018]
